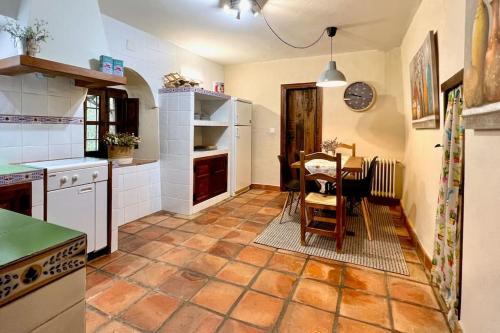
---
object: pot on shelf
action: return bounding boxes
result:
[107,145,134,165]
[17,38,40,56]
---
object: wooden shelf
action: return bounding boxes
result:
[0,55,127,88]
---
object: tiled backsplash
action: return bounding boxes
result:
[0,74,87,164]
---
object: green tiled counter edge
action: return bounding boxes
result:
[0,165,40,176]
[0,209,84,268]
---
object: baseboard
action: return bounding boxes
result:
[399,203,433,272]
[250,184,281,191]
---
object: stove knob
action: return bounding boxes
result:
[72,175,79,182]
[92,171,99,178]
[60,176,68,184]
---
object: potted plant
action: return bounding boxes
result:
[0,19,51,56]
[104,132,140,165]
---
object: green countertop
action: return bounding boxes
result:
[0,209,84,268]
[0,164,40,176]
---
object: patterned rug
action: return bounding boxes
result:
[254,202,409,275]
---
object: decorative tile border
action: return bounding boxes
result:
[0,235,86,307]
[0,114,84,125]
[158,87,231,99]
[0,170,44,187]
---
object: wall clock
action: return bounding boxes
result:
[343,81,377,112]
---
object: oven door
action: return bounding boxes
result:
[47,184,96,253]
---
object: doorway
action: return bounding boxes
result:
[280,82,323,190]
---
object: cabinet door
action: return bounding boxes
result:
[211,155,228,197]
[193,158,211,204]
[0,183,32,216]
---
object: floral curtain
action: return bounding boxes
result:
[432,86,464,328]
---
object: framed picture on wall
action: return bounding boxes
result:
[410,31,440,129]
[463,0,500,129]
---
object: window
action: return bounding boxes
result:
[84,88,139,157]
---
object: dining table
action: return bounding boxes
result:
[290,155,364,173]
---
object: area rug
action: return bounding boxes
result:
[254,202,409,275]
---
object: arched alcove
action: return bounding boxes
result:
[123,67,159,160]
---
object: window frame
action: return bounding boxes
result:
[84,88,129,157]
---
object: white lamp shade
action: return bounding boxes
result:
[317,61,347,87]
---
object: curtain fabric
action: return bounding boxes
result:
[431,86,464,328]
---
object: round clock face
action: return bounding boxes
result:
[343,81,376,112]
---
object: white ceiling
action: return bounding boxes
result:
[99,0,421,65]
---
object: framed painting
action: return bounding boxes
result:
[410,31,440,129]
[463,0,500,129]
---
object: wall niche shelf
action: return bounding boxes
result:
[159,87,232,215]
[0,55,127,88]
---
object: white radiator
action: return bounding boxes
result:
[355,158,403,199]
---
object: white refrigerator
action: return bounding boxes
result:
[231,98,252,195]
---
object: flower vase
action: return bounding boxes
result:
[108,145,134,165]
[17,38,40,56]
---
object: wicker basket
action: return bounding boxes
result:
[108,145,134,165]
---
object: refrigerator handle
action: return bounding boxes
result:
[235,127,240,138]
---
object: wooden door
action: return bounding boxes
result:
[280,83,322,190]
[211,155,228,197]
[193,158,211,205]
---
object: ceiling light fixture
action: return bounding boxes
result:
[316,27,347,88]
[221,1,347,87]
[221,0,261,20]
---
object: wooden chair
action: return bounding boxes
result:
[343,157,378,240]
[337,142,356,156]
[299,151,346,251]
[277,155,300,223]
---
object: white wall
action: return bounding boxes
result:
[460,1,500,332]
[399,0,466,256]
[225,49,405,186]
[101,14,225,160]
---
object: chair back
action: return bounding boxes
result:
[365,156,378,186]
[299,151,342,208]
[337,143,356,156]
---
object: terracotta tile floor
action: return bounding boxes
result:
[86,190,451,333]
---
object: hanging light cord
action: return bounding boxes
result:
[254,0,326,49]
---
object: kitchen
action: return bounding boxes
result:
[0,0,498,333]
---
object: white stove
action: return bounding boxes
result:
[23,158,109,253]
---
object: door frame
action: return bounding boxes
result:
[280,82,323,190]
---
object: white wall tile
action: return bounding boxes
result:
[123,188,138,206]
[0,124,22,147]
[137,185,149,202]
[32,204,44,220]
[123,173,137,190]
[0,91,22,115]
[0,76,22,92]
[23,145,48,162]
[22,74,47,95]
[0,147,22,164]
[71,144,84,158]
[47,77,71,96]
[49,144,72,160]
[136,171,149,186]
[32,180,44,206]
[22,93,48,116]
[137,201,150,218]
[70,125,84,144]
[124,204,139,223]
[49,125,72,144]
[48,95,71,117]
[22,124,49,146]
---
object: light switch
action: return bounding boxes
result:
[268,128,276,134]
